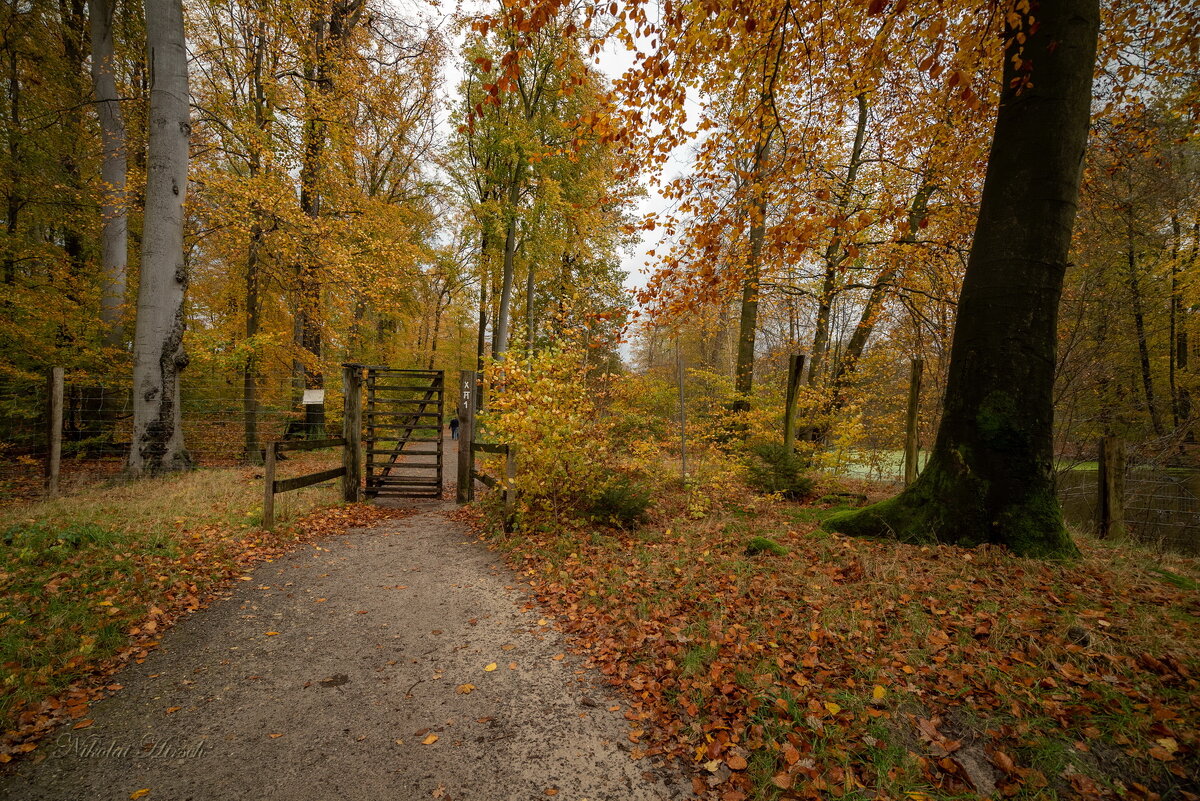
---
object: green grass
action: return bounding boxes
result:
[0,457,342,732]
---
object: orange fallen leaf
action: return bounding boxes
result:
[552,653,565,661]
[165,707,181,715]
[73,719,94,730]
[269,734,283,739]
[130,790,151,800]
[484,663,497,672]
[264,632,280,636]
[544,790,558,796]
[456,684,476,694]
[422,733,439,745]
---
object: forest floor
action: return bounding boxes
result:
[2,438,1199,801]
[469,482,1200,801]
[0,440,689,800]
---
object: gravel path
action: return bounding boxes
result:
[1,436,687,801]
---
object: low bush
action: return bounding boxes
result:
[745,442,813,499]
[589,475,652,529]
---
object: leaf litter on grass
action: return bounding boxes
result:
[465,498,1200,800]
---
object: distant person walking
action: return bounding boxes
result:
[449,416,460,440]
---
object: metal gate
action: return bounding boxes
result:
[363,367,444,499]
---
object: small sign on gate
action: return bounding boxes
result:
[302,389,325,405]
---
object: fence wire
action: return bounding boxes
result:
[0,370,351,506]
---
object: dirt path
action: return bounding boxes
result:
[1,436,688,801]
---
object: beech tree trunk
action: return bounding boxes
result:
[129,0,190,475]
[808,93,869,387]
[89,0,127,348]
[493,161,523,358]
[834,178,937,386]
[733,134,771,412]
[827,0,1098,558]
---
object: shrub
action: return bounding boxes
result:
[589,475,652,529]
[745,442,814,499]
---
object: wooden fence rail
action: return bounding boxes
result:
[470,441,517,530]
[262,437,348,529]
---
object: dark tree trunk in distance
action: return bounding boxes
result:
[826,0,1099,558]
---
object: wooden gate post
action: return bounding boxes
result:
[783,353,806,452]
[904,358,924,485]
[45,366,64,497]
[1098,435,1125,539]
[457,370,476,503]
[342,364,363,502]
[263,443,277,530]
[504,444,517,530]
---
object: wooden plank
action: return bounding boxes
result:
[363,411,443,418]
[342,365,362,503]
[1098,436,1125,539]
[273,466,347,493]
[473,470,497,489]
[365,398,445,406]
[371,384,445,392]
[276,437,346,452]
[263,445,276,529]
[458,371,476,503]
[45,366,64,497]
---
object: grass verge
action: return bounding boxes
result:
[0,454,408,762]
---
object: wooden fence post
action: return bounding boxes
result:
[341,364,362,503]
[904,358,924,485]
[676,342,688,479]
[1098,435,1125,539]
[45,367,64,497]
[262,443,277,530]
[504,444,517,531]
[457,370,476,503]
[783,353,806,452]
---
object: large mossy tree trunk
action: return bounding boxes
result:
[825,0,1098,558]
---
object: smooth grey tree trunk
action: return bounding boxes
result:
[89,0,128,349]
[129,0,190,475]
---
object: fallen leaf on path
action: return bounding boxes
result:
[264,632,279,636]
[552,653,565,661]
[484,663,497,672]
[315,598,327,603]
[508,662,518,670]
[269,734,283,739]
[130,790,150,800]
[544,790,558,796]
[165,707,181,714]
[456,684,476,694]
[422,733,439,745]
[73,720,93,730]
[501,643,516,650]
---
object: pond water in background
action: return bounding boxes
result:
[1057,469,1200,555]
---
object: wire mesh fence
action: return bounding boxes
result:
[1058,465,1200,555]
[0,369,350,507]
